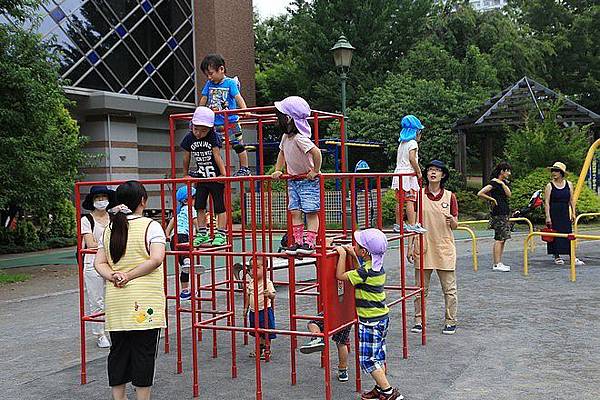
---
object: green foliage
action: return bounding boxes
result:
[0,270,30,284]
[454,190,488,219]
[381,189,397,226]
[47,199,77,239]
[511,168,600,223]
[0,22,88,216]
[349,73,489,169]
[505,102,590,178]
[0,0,38,20]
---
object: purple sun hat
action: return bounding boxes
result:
[353,228,388,271]
[191,106,215,127]
[274,96,312,137]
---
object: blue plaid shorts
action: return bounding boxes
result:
[358,316,389,373]
[288,179,321,213]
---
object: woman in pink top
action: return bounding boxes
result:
[271,96,323,256]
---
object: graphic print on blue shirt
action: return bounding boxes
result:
[201,77,240,126]
[180,130,222,178]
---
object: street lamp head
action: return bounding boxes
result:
[330,35,355,70]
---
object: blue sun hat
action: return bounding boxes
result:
[176,186,196,213]
[399,115,424,142]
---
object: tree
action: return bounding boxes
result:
[0,21,87,215]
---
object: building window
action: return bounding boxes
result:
[7,0,195,104]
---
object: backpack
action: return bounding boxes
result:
[76,214,96,260]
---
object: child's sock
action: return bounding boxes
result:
[305,230,317,248]
[292,224,304,245]
[378,386,393,395]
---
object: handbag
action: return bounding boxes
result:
[540,227,556,243]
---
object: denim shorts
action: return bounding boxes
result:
[215,122,243,146]
[288,179,321,213]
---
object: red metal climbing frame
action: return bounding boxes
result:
[75,106,426,400]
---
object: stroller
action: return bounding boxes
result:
[510,190,543,230]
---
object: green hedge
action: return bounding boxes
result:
[511,168,600,223]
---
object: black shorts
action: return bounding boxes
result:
[309,316,351,345]
[108,329,161,387]
[195,182,225,214]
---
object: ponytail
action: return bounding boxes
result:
[109,181,147,264]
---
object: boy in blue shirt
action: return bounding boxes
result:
[199,54,251,177]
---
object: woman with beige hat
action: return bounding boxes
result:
[544,161,584,266]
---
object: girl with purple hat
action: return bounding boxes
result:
[271,96,323,256]
[335,229,403,400]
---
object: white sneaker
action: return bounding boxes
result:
[406,223,427,234]
[97,335,111,348]
[492,263,510,272]
[575,258,585,266]
[554,257,565,265]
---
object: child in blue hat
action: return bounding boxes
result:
[391,115,427,235]
[165,186,198,300]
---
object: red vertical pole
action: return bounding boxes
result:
[258,118,265,175]
[363,177,369,228]
[318,173,332,400]
[160,183,170,354]
[249,179,263,400]
[211,254,218,358]
[287,205,298,385]
[191,185,200,397]
[169,116,177,178]
[223,112,232,176]
[229,180,238,378]
[398,187,408,359]
[418,184,427,346]
[240,180,249,346]
[313,112,320,143]
[75,183,87,385]
[376,177,383,229]
[350,177,357,232]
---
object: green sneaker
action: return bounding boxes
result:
[193,232,211,247]
[211,232,227,246]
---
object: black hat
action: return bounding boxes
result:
[424,160,450,185]
[82,186,116,211]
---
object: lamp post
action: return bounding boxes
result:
[331,35,355,180]
[330,35,355,118]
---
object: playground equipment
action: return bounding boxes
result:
[75,106,426,400]
[520,138,600,281]
[457,217,534,272]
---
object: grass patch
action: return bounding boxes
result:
[0,270,30,284]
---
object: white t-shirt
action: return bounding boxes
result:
[97,216,166,250]
[394,140,419,173]
[80,215,108,266]
[279,133,316,176]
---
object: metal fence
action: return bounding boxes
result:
[244,190,381,228]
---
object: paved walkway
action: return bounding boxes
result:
[2,233,600,399]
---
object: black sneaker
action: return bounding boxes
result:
[410,324,422,333]
[234,167,252,176]
[442,325,457,335]
[285,243,300,255]
[296,243,315,256]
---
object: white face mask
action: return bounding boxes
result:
[94,200,109,210]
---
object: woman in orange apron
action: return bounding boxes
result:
[412,160,459,335]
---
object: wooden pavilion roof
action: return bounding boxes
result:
[453,76,600,132]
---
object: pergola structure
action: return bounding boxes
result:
[453,76,600,184]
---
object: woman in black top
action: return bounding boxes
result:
[478,162,512,272]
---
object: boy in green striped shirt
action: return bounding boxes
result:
[335,229,403,400]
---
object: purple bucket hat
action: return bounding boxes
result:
[274,96,312,137]
[191,106,215,127]
[353,228,388,271]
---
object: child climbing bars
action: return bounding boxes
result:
[271,96,322,256]
[335,229,403,400]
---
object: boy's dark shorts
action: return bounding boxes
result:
[195,182,225,214]
[309,316,351,345]
[489,215,511,241]
[108,328,161,388]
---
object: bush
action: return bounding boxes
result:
[455,190,488,219]
[511,168,600,223]
[13,220,39,246]
[47,199,76,239]
[382,189,397,226]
